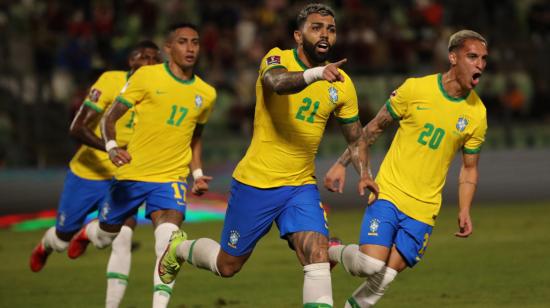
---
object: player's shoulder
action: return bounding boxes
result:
[97,70,127,82]
[193,75,217,100]
[468,90,487,114]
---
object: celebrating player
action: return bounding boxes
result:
[67,22,216,308]
[324,30,489,307]
[29,41,161,307]
[158,4,377,307]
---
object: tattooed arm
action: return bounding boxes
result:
[339,120,379,197]
[324,104,394,194]
[262,59,347,95]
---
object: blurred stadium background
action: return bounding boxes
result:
[0,0,549,307]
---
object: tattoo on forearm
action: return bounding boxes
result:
[341,121,369,177]
[264,69,308,94]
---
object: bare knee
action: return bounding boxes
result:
[217,262,243,278]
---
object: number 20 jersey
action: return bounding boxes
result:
[115,62,216,182]
[378,73,487,226]
[233,47,360,188]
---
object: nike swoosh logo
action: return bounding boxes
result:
[416,106,431,110]
[156,90,167,95]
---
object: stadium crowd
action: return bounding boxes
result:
[0,0,548,167]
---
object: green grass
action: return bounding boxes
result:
[1,201,550,307]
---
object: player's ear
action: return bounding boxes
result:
[449,52,457,66]
[294,30,302,45]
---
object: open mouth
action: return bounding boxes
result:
[185,55,195,62]
[472,72,482,86]
[316,41,330,53]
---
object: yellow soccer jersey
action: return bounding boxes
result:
[377,73,487,226]
[114,62,216,182]
[233,48,360,188]
[69,70,137,180]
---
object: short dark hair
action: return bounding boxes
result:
[296,3,335,29]
[448,30,487,52]
[167,22,199,37]
[133,40,159,51]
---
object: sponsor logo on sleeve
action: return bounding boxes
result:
[266,55,281,66]
[89,88,102,102]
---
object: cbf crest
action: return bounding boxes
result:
[368,218,380,236]
[328,86,338,104]
[194,95,203,108]
[456,116,469,132]
[228,230,240,249]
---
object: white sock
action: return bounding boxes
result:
[330,244,385,277]
[86,220,118,248]
[345,267,398,308]
[176,238,221,275]
[303,263,333,306]
[152,223,179,308]
[106,226,133,308]
[42,227,69,252]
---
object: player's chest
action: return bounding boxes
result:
[404,100,474,149]
[140,86,206,125]
[279,83,341,123]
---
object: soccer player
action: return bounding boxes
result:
[29,40,161,307]
[323,30,489,307]
[67,22,216,308]
[158,4,378,307]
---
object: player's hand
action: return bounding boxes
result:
[192,175,213,196]
[323,58,346,82]
[108,147,131,167]
[324,162,347,193]
[455,210,473,238]
[358,176,379,204]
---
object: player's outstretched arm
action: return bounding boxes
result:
[188,124,212,196]
[324,104,394,192]
[455,153,480,238]
[338,120,379,200]
[101,101,131,167]
[263,59,347,95]
[69,104,106,151]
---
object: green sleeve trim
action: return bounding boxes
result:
[83,100,103,112]
[153,284,173,295]
[106,272,129,281]
[336,115,359,124]
[116,96,133,108]
[463,147,482,154]
[385,99,400,121]
[304,303,332,308]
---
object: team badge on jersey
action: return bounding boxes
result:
[456,117,469,132]
[266,55,281,66]
[368,218,380,236]
[100,201,110,220]
[195,95,203,108]
[328,86,338,104]
[228,230,240,248]
[58,211,66,227]
[89,88,102,102]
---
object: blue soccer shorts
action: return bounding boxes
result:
[56,170,112,233]
[220,179,329,257]
[359,199,433,267]
[99,180,188,225]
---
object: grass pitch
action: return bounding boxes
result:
[2,201,550,307]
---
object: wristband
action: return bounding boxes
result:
[303,66,325,84]
[105,140,118,152]
[192,168,204,180]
